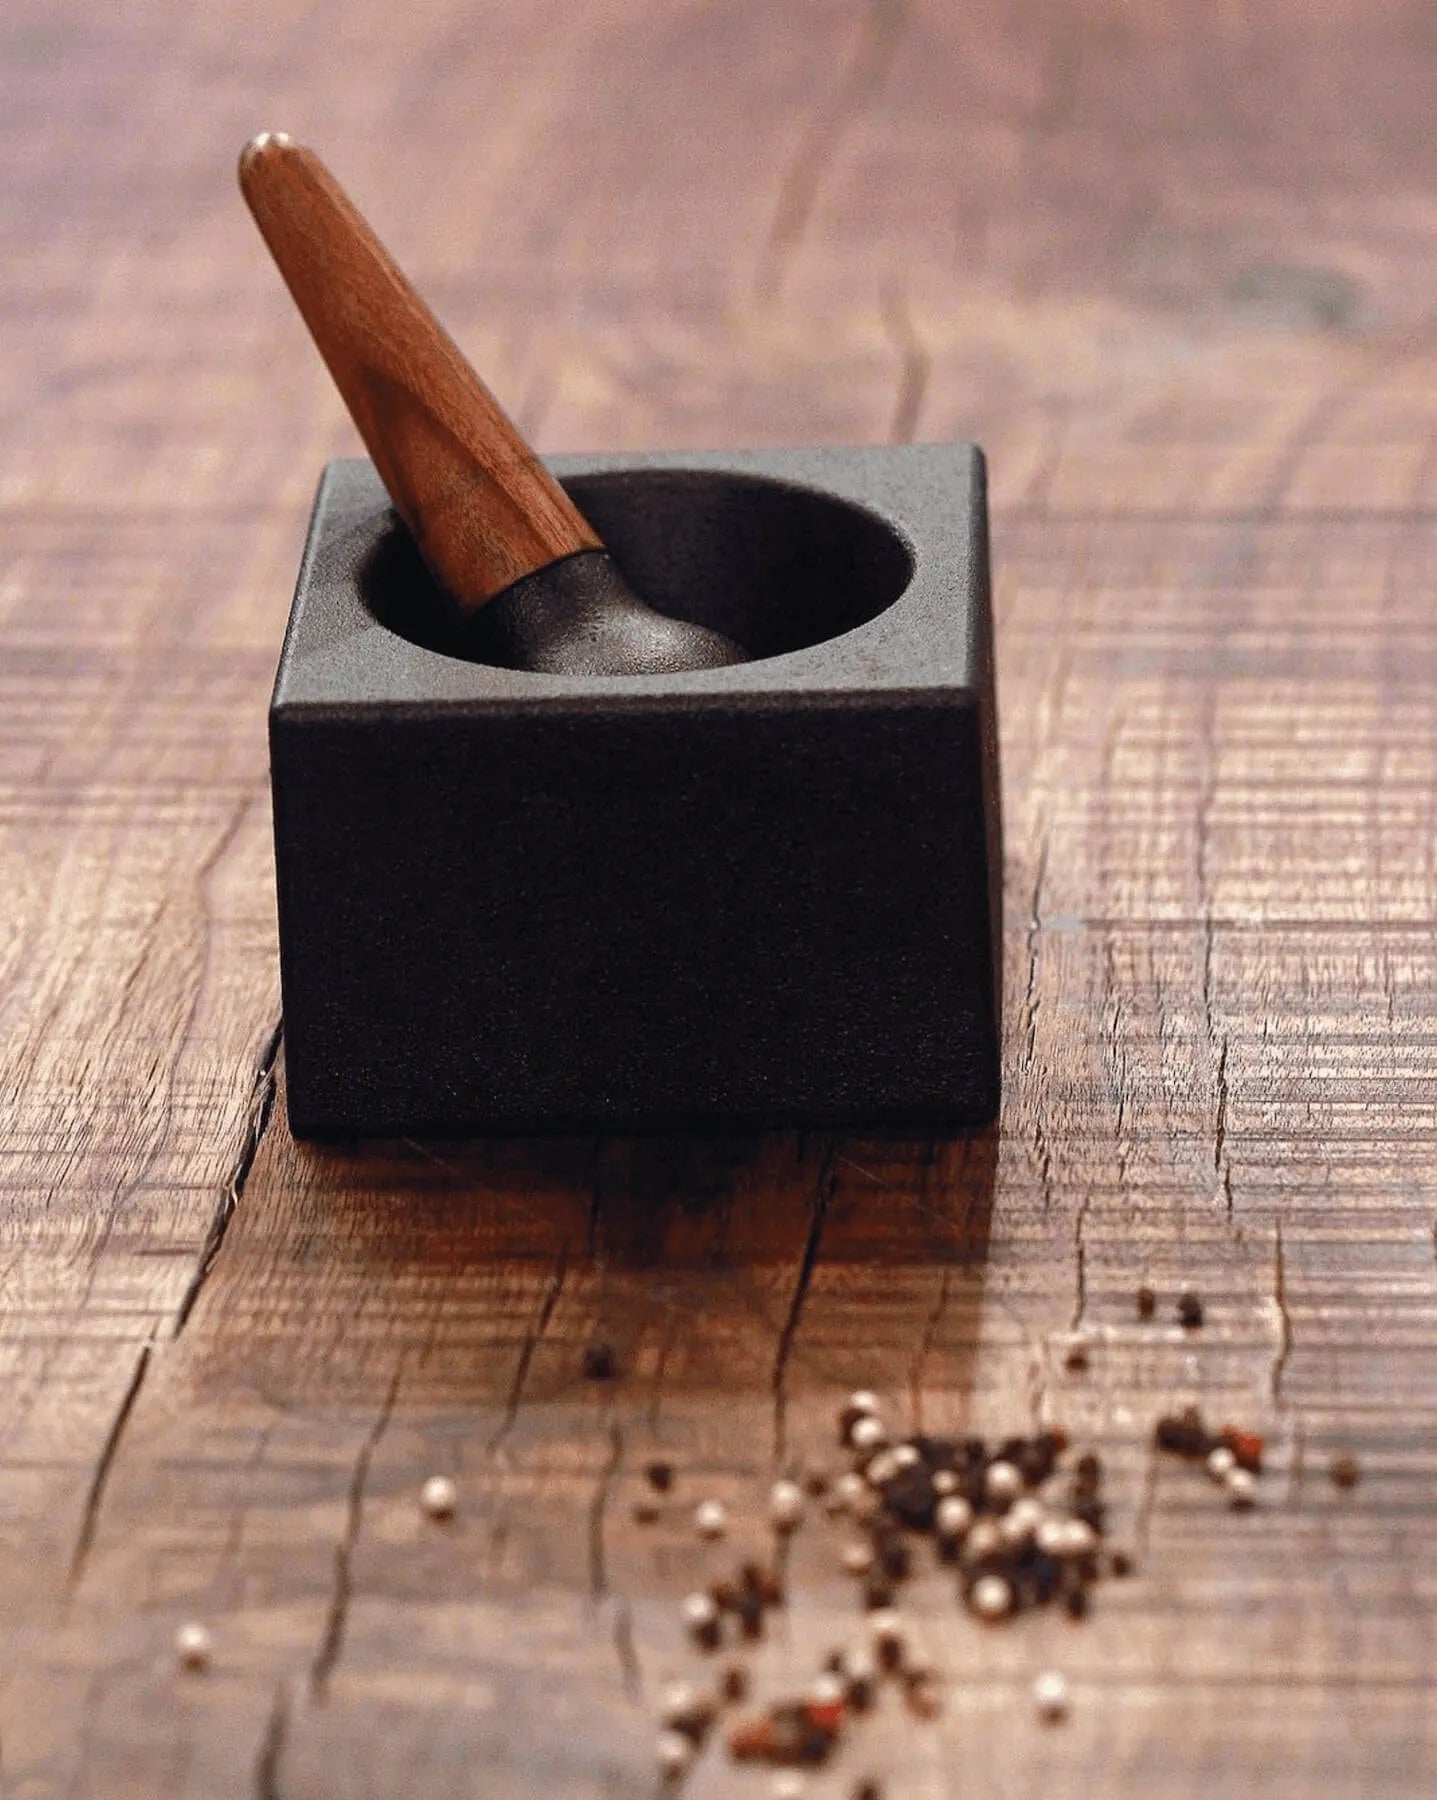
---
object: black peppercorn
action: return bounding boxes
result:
[1136,1284,1156,1320]
[1330,1452,1361,1490]
[1177,1291,1204,1329]
[581,1341,618,1379]
[645,1459,674,1492]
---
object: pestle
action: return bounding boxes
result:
[239,134,745,675]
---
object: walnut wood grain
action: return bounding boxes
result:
[4,0,1437,1796]
[238,133,600,611]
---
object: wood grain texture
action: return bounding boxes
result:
[3,0,1437,1795]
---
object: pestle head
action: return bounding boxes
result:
[466,550,746,675]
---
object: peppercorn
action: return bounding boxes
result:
[1221,1426,1264,1474]
[174,1621,213,1672]
[1072,1499,1106,1534]
[1154,1414,1212,1458]
[852,1782,883,1800]
[735,1591,766,1640]
[1136,1284,1156,1320]
[645,1459,675,1492]
[682,1592,722,1651]
[764,1701,836,1765]
[1176,1292,1204,1329]
[842,1649,878,1712]
[968,1572,1014,1621]
[1017,1436,1059,1487]
[984,1459,1024,1507]
[874,1534,912,1582]
[770,1479,806,1533]
[1033,1669,1070,1722]
[802,1673,846,1735]
[694,1499,728,1539]
[721,1661,750,1704]
[881,1465,936,1531]
[903,1669,942,1719]
[1330,1452,1361,1490]
[419,1475,457,1520]
[740,1560,785,1607]
[849,1415,888,1455]
[862,1575,895,1611]
[1063,1342,1091,1374]
[581,1340,618,1379]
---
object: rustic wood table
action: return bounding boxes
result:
[5,1,1435,1794]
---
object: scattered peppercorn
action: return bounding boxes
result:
[1176,1292,1204,1329]
[632,1496,661,1524]
[582,1341,618,1379]
[645,1459,675,1492]
[1330,1453,1361,1490]
[1221,1426,1264,1474]
[852,1782,883,1800]
[862,1575,896,1612]
[1063,1342,1091,1374]
[721,1661,750,1704]
[849,1415,887,1455]
[419,1474,457,1521]
[695,1499,728,1540]
[174,1621,213,1672]
[770,1479,806,1533]
[968,1573,1014,1621]
[903,1668,942,1719]
[1155,1412,1213,1458]
[683,1591,722,1650]
[1033,1669,1070,1722]
[656,1728,693,1779]
[1225,1467,1257,1510]
[1136,1284,1156,1320]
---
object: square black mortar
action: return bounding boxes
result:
[269,444,1002,1137]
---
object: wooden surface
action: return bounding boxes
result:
[4,0,1437,1794]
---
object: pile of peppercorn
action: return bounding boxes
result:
[825,1391,1130,1625]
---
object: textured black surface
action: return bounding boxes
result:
[269,445,1002,1136]
[471,549,746,675]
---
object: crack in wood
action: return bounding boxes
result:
[907,1263,953,1431]
[173,1018,282,1336]
[1070,1204,1089,1332]
[1271,1221,1293,1404]
[252,1681,290,1800]
[756,0,908,299]
[487,1248,569,1455]
[611,1600,642,1701]
[587,1420,624,1601]
[770,1146,838,1462]
[68,1340,153,1587]
[879,283,929,444]
[310,1364,402,1698]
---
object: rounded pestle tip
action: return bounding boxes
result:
[238,131,296,185]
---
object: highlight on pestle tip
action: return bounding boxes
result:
[239,131,296,180]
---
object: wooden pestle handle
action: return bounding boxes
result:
[239,134,600,612]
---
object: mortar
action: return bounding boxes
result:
[269,442,1002,1137]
